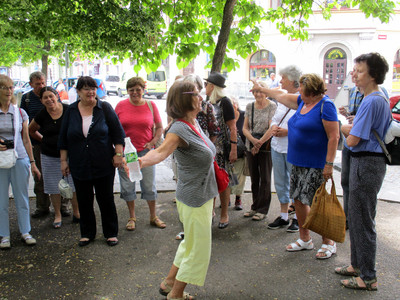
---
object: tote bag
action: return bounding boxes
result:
[303,179,346,243]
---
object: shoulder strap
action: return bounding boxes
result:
[320,98,326,117]
[13,105,19,149]
[24,91,32,108]
[101,101,112,128]
[277,108,291,126]
[251,102,254,131]
[146,100,155,122]
[373,129,391,163]
[177,119,209,148]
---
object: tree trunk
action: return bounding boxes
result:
[211,0,237,73]
[41,40,51,78]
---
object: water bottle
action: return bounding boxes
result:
[124,137,142,182]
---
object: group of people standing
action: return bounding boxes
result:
[0,51,391,298]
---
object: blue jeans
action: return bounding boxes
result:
[118,148,157,201]
[271,149,292,205]
[0,157,31,237]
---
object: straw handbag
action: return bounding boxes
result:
[303,179,346,243]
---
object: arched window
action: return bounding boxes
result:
[392,49,400,92]
[323,47,347,99]
[249,50,276,82]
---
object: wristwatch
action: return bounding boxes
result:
[115,153,123,157]
[325,161,334,166]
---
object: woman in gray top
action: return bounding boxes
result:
[139,80,218,300]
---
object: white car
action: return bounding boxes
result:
[104,75,120,96]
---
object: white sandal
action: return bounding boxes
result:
[286,238,314,252]
[21,233,36,246]
[316,242,336,259]
[0,236,11,249]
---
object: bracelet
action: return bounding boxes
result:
[30,160,35,164]
[230,140,238,144]
[325,161,334,166]
[115,153,123,157]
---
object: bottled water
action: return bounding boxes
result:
[124,137,142,182]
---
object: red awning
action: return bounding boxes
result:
[250,65,276,69]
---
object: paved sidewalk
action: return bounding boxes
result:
[1,191,399,299]
[23,151,400,203]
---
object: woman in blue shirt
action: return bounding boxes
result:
[338,53,390,291]
[251,74,339,259]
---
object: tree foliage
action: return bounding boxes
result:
[0,0,158,75]
[0,0,397,75]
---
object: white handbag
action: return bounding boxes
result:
[0,105,19,169]
[58,177,73,199]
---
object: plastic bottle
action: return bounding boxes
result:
[123,137,142,182]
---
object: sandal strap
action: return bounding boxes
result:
[364,278,378,289]
[22,234,33,240]
[1,238,10,243]
[128,217,136,222]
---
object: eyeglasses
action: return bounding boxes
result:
[0,86,14,91]
[127,88,143,93]
[204,82,208,87]
[182,92,200,97]
[82,87,97,92]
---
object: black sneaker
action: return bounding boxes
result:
[287,219,299,232]
[288,205,295,215]
[267,216,289,229]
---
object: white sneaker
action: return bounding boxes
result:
[21,233,36,246]
[1,236,11,249]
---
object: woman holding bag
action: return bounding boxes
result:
[140,80,218,300]
[205,72,244,229]
[0,74,40,249]
[242,81,277,221]
[29,86,80,229]
[251,73,339,259]
[59,76,125,247]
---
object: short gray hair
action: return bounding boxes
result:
[279,65,302,88]
[183,74,203,91]
[29,71,45,83]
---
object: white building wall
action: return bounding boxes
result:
[167,9,400,95]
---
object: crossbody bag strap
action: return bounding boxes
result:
[13,105,19,149]
[373,129,391,163]
[177,119,209,147]
[277,108,291,127]
[146,100,155,124]
[251,102,254,131]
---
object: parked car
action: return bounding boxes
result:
[118,66,167,99]
[390,95,400,121]
[53,77,107,99]
[104,75,120,96]
[14,82,33,105]
[13,79,26,89]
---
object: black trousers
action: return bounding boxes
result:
[246,150,272,215]
[72,172,118,239]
